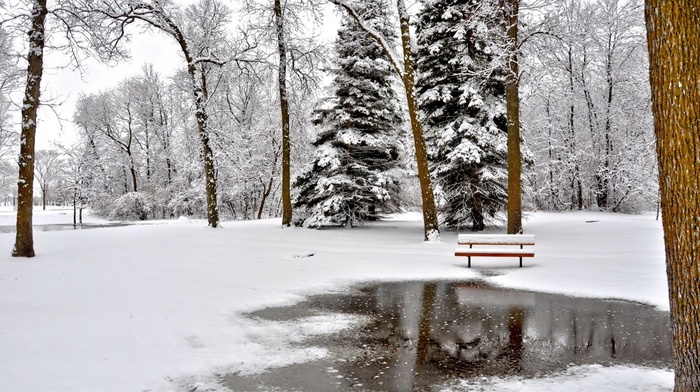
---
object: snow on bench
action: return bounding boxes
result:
[455,234,535,268]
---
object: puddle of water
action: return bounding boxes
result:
[0,223,132,234]
[225,281,672,392]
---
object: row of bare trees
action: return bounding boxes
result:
[522,0,656,213]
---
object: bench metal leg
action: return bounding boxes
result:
[468,244,472,268]
[520,244,523,267]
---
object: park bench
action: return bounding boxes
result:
[455,234,535,268]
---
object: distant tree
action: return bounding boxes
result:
[645,0,700,390]
[0,27,20,161]
[416,0,508,231]
[211,66,283,220]
[522,0,654,213]
[294,0,404,227]
[242,0,326,226]
[102,0,239,227]
[34,149,63,210]
[56,143,92,226]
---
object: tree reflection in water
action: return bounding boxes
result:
[231,281,672,391]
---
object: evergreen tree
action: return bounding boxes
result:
[416,0,509,231]
[293,0,404,227]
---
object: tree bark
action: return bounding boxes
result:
[274,0,292,227]
[397,0,440,240]
[192,65,219,227]
[13,0,48,257]
[503,0,522,234]
[645,1,700,390]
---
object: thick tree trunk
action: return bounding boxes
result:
[645,1,700,391]
[398,0,440,240]
[13,0,48,257]
[275,0,292,227]
[503,0,522,234]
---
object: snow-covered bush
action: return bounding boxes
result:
[107,192,153,221]
[167,188,206,219]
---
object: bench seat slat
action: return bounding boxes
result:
[454,248,535,257]
[457,234,535,246]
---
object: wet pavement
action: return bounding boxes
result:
[225,281,672,392]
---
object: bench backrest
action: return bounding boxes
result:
[457,234,535,246]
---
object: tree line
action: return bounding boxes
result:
[0,0,657,239]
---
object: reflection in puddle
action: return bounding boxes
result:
[226,281,672,391]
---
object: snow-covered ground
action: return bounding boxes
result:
[0,208,672,391]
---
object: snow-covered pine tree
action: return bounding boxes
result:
[293,0,404,228]
[415,0,509,231]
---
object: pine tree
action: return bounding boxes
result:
[293,0,404,227]
[415,0,509,231]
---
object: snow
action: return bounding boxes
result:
[440,364,673,392]
[457,233,535,244]
[0,208,672,391]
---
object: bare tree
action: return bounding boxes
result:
[273,0,293,226]
[242,0,325,225]
[329,0,440,241]
[101,0,241,227]
[522,0,655,213]
[0,27,20,162]
[34,149,63,210]
[645,0,700,390]
[56,143,91,226]
[2,0,130,257]
[11,0,47,257]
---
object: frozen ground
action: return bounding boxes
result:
[0,208,673,391]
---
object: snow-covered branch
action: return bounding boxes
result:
[327,0,404,78]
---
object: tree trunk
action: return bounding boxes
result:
[275,0,292,227]
[597,36,615,210]
[468,166,485,231]
[503,0,522,234]
[258,143,279,220]
[398,0,440,240]
[645,1,700,390]
[193,67,219,227]
[13,0,48,258]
